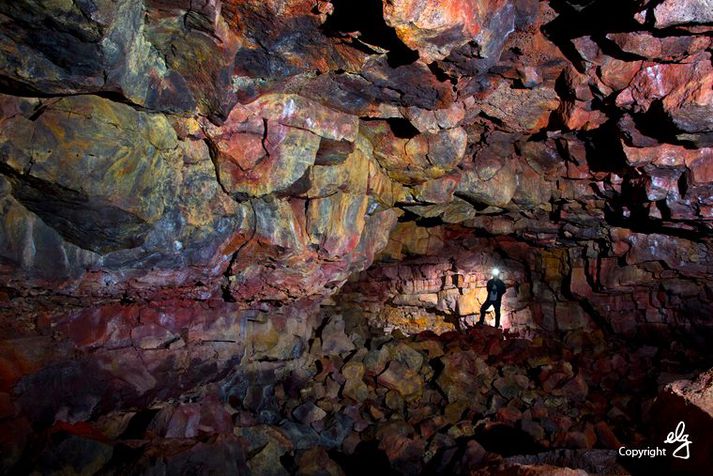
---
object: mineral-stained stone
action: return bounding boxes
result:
[1,1,713,474]
[0,95,181,253]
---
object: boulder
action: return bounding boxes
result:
[382,0,514,63]
[377,361,424,400]
[0,95,180,253]
[652,0,713,28]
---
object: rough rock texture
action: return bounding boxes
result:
[2,307,706,475]
[2,0,713,474]
[342,223,713,338]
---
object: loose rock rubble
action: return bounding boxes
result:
[2,301,711,475]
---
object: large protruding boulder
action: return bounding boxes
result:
[0,95,181,253]
[382,0,515,63]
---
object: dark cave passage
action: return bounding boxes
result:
[321,0,420,66]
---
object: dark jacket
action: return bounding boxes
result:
[486,278,507,302]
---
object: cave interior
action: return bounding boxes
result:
[1,0,713,475]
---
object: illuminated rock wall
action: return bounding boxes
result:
[2,0,713,474]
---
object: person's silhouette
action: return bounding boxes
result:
[478,269,507,328]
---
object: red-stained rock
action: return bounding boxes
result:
[382,0,513,63]
[687,152,713,185]
[621,141,713,171]
[2,2,713,474]
[520,139,564,178]
[226,2,367,94]
[569,267,592,298]
[0,1,197,112]
[207,118,321,197]
[0,337,60,392]
[480,81,560,133]
[151,397,233,438]
[599,58,642,92]
[456,155,517,208]
[57,305,136,350]
[131,324,179,350]
[360,120,467,185]
[557,100,608,132]
[376,421,425,474]
[618,53,713,135]
[557,373,589,402]
[377,360,423,400]
[0,95,181,252]
[624,233,712,273]
[512,163,554,209]
[412,173,461,204]
[607,32,711,62]
[497,405,523,424]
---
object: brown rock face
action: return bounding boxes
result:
[1,95,181,253]
[2,0,713,474]
[383,0,514,63]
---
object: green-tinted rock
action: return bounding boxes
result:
[0,95,180,253]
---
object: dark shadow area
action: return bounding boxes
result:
[386,117,421,139]
[633,100,691,145]
[329,441,400,476]
[453,193,498,212]
[8,174,150,254]
[542,0,644,72]
[101,444,144,474]
[544,0,644,38]
[583,121,629,174]
[119,409,160,439]
[677,172,689,198]
[474,423,544,456]
[321,0,419,67]
[280,452,298,473]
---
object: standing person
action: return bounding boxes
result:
[478,268,507,328]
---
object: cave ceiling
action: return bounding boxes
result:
[0,0,712,325]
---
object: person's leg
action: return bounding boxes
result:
[494,301,501,328]
[479,301,492,324]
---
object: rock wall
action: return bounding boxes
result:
[2,0,713,310]
[339,223,713,339]
[2,0,713,474]
[0,298,324,468]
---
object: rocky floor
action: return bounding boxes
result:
[6,306,710,476]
